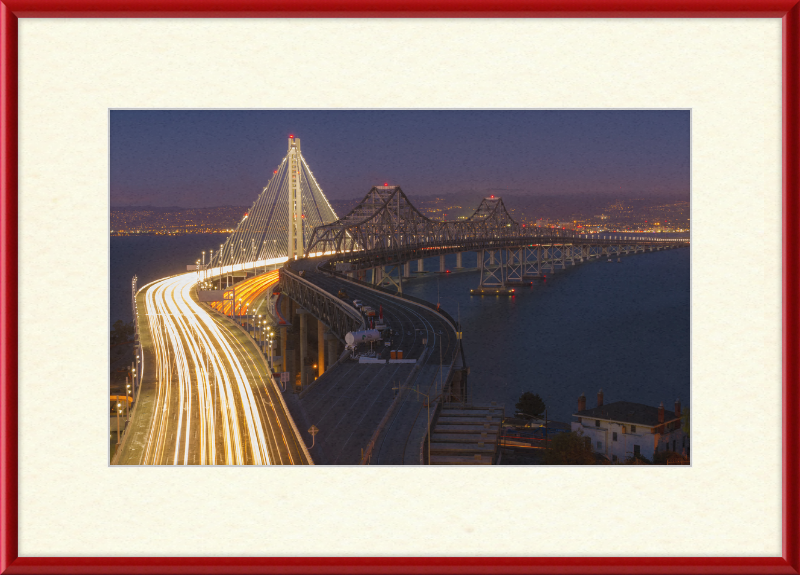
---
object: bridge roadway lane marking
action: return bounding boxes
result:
[373,364,442,465]
[325,363,410,464]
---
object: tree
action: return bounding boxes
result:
[681,407,690,437]
[515,392,545,419]
[653,451,689,465]
[543,430,595,465]
[111,320,134,346]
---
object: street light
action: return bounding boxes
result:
[125,380,131,423]
[115,402,122,446]
[438,330,444,401]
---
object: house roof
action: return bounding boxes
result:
[573,401,681,427]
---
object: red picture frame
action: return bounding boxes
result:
[1,2,798,574]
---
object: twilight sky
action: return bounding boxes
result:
[110,110,690,208]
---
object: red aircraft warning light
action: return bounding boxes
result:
[289,134,294,138]
[384,182,388,186]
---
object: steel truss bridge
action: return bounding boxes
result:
[304,185,689,293]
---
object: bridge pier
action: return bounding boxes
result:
[377,264,403,294]
[479,249,505,287]
[297,308,309,391]
[404,261,411,278]
[284,337,295,386]
[417,258,424,273]
[439,254,446,272]
[325,332,339,371]
[506,247,523,283]
[456,252,463,269]
[318,321,326,375]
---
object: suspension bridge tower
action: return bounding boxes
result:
[209,136,338,271]
[287,135,303,260]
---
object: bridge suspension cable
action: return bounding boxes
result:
[210,136,338,271]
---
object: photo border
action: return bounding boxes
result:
[1,2,798,573]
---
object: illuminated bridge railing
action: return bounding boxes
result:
[279,264,364,341]
[319,233,688,271]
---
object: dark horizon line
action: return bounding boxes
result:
[111,190,690,211]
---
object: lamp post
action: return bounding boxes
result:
[266,326,274,364]
[115,402,121,446]
[125,379,131,423]
[438,330,444,402]
[418,386,432,465]
[220,243,227,286]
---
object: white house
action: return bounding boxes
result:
[570,390,688,463]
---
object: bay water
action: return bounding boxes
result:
[111,236,690,425]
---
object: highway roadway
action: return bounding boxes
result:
[116,271,310,465]
[284,258,459,464]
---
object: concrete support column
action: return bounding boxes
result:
[455,252,463,269]
[279,326,287,374]
[537,246,542,275]
[317,320,325,375]
[439,254,445,272]
[403,261,411,277]
[325,332,338,368]
[284,340,295,384]
[297,309,309,391]
[417,258,424,272]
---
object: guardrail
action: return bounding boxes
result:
[318,234,689,271]
[324,268,459,329]
[279,265,365,340]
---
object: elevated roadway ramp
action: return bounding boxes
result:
[115,273,311,465]
[281,257,459,464]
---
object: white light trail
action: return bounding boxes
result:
[138,271,286,465]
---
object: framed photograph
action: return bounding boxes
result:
[2,1,798,573]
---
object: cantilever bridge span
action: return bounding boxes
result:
[304,185,689,293]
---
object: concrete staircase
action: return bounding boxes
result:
[428,404,504,465]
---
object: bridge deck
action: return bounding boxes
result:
[281,258,458,465]
[115,277,310,465]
